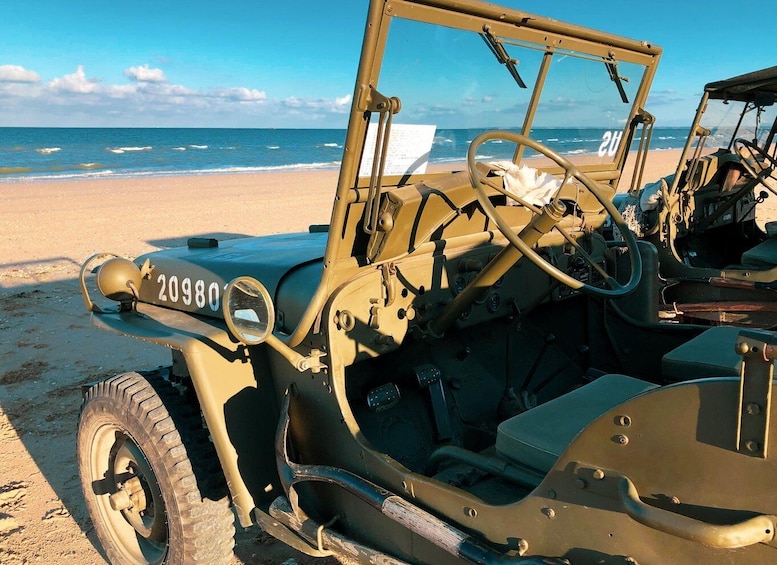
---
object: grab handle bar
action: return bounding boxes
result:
[619,477,775,548]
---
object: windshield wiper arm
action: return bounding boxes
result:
[605,59,629,103]
[480,25,526,89]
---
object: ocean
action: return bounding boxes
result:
[0,126,689,182]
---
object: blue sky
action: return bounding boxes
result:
[1,0,774,128]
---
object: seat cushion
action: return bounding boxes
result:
[496,374,657,473]
[742,238,777,270]
[662,326,742,380]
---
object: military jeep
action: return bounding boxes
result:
[618,66,777,327]
[77,1,777,564]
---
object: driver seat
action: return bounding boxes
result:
[495,374,656,473]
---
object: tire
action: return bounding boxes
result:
[77,371,235,564]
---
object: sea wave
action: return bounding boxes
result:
[0,126,688,183]
[0,161,343,183]
[1,170,116,182]
[0,166,32,175]
[107,146,152,154]
[429,156,466,165]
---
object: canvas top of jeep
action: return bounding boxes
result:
[77,2,777,565]
[620,65,777,326]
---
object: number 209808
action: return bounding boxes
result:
[156,274,221,312]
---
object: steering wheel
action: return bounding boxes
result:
[467,131,642,298]
[733,138,777,196]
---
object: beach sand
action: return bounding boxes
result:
[0,150,684,564]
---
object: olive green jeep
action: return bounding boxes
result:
[617,66,777,326]
[77,1,777,563]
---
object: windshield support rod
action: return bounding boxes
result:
[480,25,526,89]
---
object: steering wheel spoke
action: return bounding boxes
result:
[468,130,641,298]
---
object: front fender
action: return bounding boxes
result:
[91,302,280,527]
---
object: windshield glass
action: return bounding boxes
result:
[699,98,777,152]
[375,17,650,170]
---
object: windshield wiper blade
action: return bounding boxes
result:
[480,25,526,89]
[605,59,629,103]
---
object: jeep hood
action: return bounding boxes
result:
[135,231,327,318]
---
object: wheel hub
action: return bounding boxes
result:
[112,436,166,542]
[109,476,147,512]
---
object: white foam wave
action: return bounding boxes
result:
[189,145,208,149]
[0,161,344,183]
[36,147,61,154]
[2,170,116,182]
[107,146,152,154]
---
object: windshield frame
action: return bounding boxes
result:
[285,0,662,346]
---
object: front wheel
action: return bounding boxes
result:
[77,372,235,564]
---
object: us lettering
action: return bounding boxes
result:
[598,131,622,157]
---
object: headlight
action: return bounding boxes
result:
[96,258,143,303]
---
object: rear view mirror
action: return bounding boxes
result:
[754,92,776,108]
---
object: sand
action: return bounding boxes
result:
[0,150,683,564]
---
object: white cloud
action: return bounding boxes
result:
[218,87,267,102]
[0,65,39,83]
[47,66,98,94]
[0,63,349,127]
[283,96,304,108]
[282,95,352,114]
[124,64,167,83]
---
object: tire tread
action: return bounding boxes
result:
[78,371,235,564]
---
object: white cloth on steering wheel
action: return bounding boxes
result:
[489,161,563,207]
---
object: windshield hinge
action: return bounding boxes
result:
[358,85,401,114]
